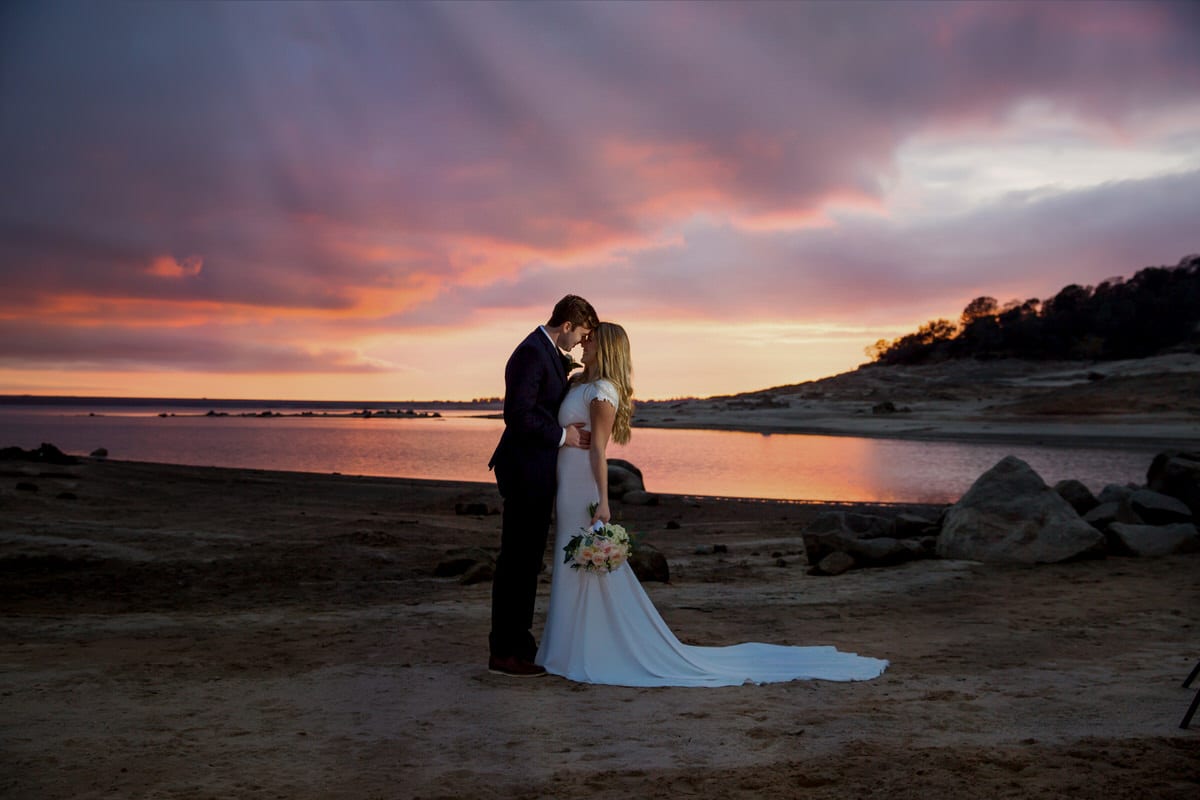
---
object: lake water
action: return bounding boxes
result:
[0,404,1159,504]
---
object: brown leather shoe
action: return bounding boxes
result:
[488,655,547,678]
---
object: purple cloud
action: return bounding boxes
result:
[0,319,388,374]
[0,0,1197,385]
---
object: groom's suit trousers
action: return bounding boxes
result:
[490,486,554,660]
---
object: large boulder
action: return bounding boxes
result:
[1083,501,1144,550]
[892,512,940,539]
[1127,489,1193,526]
[628,542,669,583]
[1146,450,1200,518]
[1097,484,1136,506]
[812,551,856,576]
[848,537,916,565]
[621,489,658,506]
[1108,522,1200,557]
[1054,479,1099,516]
[608,459,645,499]
[937,456,1105,564]
[1082,501,1140,529]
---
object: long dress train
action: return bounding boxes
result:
[536,379,888,687]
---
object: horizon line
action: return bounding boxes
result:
[0,363,866,407]
[0,391,711,406]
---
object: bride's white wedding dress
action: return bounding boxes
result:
[536,379,889,687]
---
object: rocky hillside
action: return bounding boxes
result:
[635,353,1200,444]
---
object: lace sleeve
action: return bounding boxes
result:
[588,379,619,410]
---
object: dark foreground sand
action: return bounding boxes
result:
[2,458,1198,799]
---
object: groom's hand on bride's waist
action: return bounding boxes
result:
[564,423,590,449]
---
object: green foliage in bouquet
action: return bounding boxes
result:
[562,503,634,574]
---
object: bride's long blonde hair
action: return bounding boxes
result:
[590,322,634,444]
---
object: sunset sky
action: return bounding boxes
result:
[1,1,1198,401]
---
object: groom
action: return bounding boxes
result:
[487,294,599,677]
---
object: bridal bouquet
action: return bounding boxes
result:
[563,505,632,574]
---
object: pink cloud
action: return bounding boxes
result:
[1,1,1197,394]
[146,255,204,279]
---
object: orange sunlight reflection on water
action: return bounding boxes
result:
[0,410,1153,504]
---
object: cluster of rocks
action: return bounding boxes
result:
[939,451,1199,563]
[435,451,1199,583]
[350,409,441,418]
[803,509,940,576]
[0,443,78,465]
[2,443,85,499]
[1057,480,1196,559]
[806,449,1200,575]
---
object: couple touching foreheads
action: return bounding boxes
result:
[487,295,887,687]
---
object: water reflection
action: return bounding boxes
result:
[0,411,1156,504]
[616,427,1151,503]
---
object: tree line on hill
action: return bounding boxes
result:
[866,254,1200,365]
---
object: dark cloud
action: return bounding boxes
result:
[397,168,1200,326]
[646,169,1200,320]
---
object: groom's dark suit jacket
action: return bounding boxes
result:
[488,328,569,498]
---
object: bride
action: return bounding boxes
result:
[536,321,889,687]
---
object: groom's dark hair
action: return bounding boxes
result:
[548,295,599,329]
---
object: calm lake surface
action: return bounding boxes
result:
[0,404,1159,504]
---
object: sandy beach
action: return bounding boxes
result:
[2,455,1197,799]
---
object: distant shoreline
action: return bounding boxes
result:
[631,353,1200,450]
[156,408,446,420]
[7,396,1194,451]
[7,353,1198,452]
[0,395,503,411]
